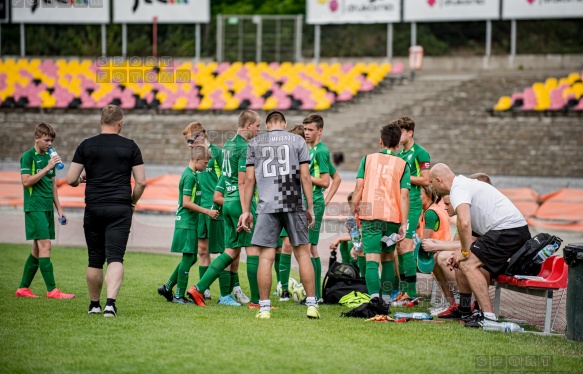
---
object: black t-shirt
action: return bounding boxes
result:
[72,134,144,207]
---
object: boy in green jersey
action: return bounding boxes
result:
[16,123,74,299]
[158,146,219,304]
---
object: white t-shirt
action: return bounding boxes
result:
[450,175,527,236]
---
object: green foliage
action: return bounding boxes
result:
[2,244,583,373]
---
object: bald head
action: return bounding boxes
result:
[429,163,455,196]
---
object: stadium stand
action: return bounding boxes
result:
[492,71,583,113]
[0,58,395,111]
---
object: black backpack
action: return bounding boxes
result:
[322,262,368,304]
[505,233,562,276]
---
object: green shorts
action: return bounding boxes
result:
[171,228,198,254]
[223,199,256,249]
[25,211,55,240]
[197,214,225,254]
[308,199,325,245]
[361,220,400,254]
[406,196,423,239]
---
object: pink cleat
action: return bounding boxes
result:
[46,288,75,299]
[15,288,40,298]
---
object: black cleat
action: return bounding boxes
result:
[172,296,195,305]
[158,285,174,302]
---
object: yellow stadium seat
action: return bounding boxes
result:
[493,96,512,111]
[544,77,557,91]
[567,73,581,85]
[224,97,240,111]
[263,97,278,111]
[198,96,213,110]
[172,97,188,110]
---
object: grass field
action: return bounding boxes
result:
[1,244,582,374]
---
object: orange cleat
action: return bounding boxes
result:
[248,302,278,310]
[186,286,206,306]
[46,288,75,299]
[15,288,40,298]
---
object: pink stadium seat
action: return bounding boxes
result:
[275,96,291,110]
[390,62,405,75]
[249,97,265,110]
[336,89,353,102]
[548,87,567,111]
[520,88,537,111]
[216,62,230,75]
[340,63,353,74]
[573,98,583,111]
[325,92,336,104]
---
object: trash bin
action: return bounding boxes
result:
[564,243,583,342]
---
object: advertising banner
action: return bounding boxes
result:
[12,0,109,24]
[404,0,500,22]
[307,0,401,24]
[114,0,210,24]
[503,0,583,20]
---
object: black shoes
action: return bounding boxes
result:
[158,285,174,302]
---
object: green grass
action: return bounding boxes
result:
[1,244,582,374]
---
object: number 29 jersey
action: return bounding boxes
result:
[246,130,310,214]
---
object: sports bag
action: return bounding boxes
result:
[340,296,390,318]
[505,233,562,276]
[322,262,368,304]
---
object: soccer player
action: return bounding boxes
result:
[239,111,318,319]
[16,122,74,300]
[350,121,410,300]
[303,114,333,302]
[395,116,430,302]
[187,110,261,307]
[158,146,218,304]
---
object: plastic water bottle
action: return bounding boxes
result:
[482,321,524,333]
[58,216,67,225]
[533,243,559,265]
[346,216,361,251]
[393,312,433,320]
[412,232,421,246]
[47,146,64,170]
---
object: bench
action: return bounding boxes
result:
[493,256,568,334]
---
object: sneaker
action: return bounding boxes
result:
[233,288,250,304]
[464,311,498,328]
[430,305,450,317]
[46,288,75,299]
[158,285,173,302]
[255,310,271,319]
[395,292,410,302]
[103,304,117,318]
[88,305,102,314]
[279,290,291,302]
[405,298,419,307]
[172,296,194,305]
[15,287,39,298]
[317,298,324,305]
[390,290,402,302]
[218,294,242,306]
[186,286,207,307]
[461,309,482,323]
[203,289,212,300]
[437,304,471,319]
[248,302,278,310]
[307,305,321,319]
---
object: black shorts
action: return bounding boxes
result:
[84,205,132,268]
[470,225,531,276]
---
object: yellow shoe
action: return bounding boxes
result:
[255,310,271,319]
[307,305,320,319]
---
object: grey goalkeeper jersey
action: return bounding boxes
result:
[246,130,310,214]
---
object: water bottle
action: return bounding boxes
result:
[346,215,361,251]
[412,232,421,246]
[58,216,67,225]
[47,146,64,170]
[482,321,524,333]
[393,312,433,321]
[533,243,559,265]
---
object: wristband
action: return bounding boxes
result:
[461,250,470,256]
[131,203,137,207]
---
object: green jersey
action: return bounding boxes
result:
[222,134,248,202]
[356,150,411,189]
[424,207,440,232]
[198,143,224,208]
[175,167,198,230]
[398,142,430,200]
[20,148,55,212]
[309,141,332,201]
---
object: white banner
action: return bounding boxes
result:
[12,0,109,24]
[114,0,210,24]
[306,0,401,24]
[503,0,583,20]
[404,0,500,22]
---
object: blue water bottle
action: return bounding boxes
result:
[48,146,64,170]
[346,216,362,251]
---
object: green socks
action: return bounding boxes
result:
[365,261,380,296]
[381,260,395,296]
[19,254,39,288]
[402,251,417,297]
[176,254,196,298]
[38,257,56,292]
[229,271,239,293]
[397,254,406,292]
[197,253,234,292]
[279,253,292,291]
[219,270,231,297]
[246,255,260,304]
[357,256,366,278]
[274,253,281,284]
[165,264,179,291]
[199,266,208,286]
[312,257,322,300]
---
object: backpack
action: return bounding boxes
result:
[322,262,368,304]
[505,233,562,276]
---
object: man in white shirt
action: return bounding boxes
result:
[429,163,531,328]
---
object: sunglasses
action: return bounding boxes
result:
[186,130,206,144]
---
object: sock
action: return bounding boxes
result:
[259,299,271,313]
[279,253,292,291]
[106,298,116,306]
[197,253,234,292]
[305,296,317,307]
[312,257,322,299]
[229,271,239,293]
[399,274,407,294]
[402,252,417,298]
[459,293,472,313]
[358,256,366,278]
[365,261,380,296]
[176,254,196,298]
[38,257,56,292]
[274,253,281,284]
[484,312,496,320]
[380,260,395,296]
[398,254,406,292]
[19,254,39,288]
[246,255,260,304]
[165,264,179,291]
[90,300,101,308]
[219,270,231,297]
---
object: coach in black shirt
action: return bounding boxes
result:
[66,105,146,317]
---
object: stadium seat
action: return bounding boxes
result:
[493,96,512,111]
